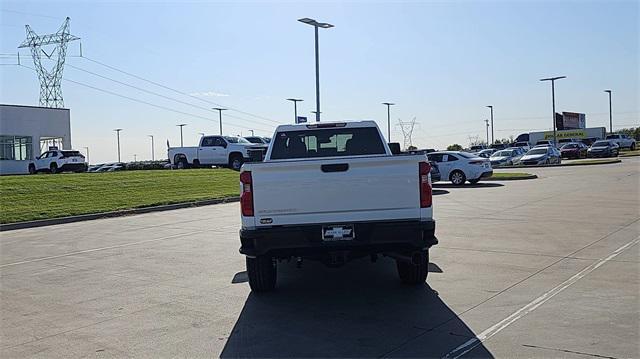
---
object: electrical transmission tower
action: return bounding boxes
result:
[397,117,417,150]
[18,17,79,108]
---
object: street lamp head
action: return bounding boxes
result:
[604,89,612,94]
[286,98,303,102]
[298,18,334,28]
[382,102,395,106]
[114,128,122,132]
[212,107,227,112]
[177,123,187,127]
[486,105,493,109]
[540,76,567,82]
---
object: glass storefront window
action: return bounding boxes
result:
[0,135,33,161]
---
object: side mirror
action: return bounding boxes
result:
[388,143,401,155]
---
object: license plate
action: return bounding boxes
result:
[322,225,355,241]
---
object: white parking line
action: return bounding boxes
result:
[0,230,203,268]
[443,236,640,359]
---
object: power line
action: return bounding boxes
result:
[17,64,272,133]
[63,62,278,129]
[0,8,62,20]
[80,56,281,125]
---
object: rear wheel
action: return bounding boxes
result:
[246,256,277,292]
[396,250,429,285]
[450,170,466,186]
[50,162,58,174]
[176,158,188,169]
[28,164,36,174]
[631,143,636,151]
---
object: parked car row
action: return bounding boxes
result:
[88,162,126,172]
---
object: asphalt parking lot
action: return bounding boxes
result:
[1,157,638,358]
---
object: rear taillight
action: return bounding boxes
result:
[419,162,432,208]
[240,171,254,216]
[469,160,485,165]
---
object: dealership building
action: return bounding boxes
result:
[0,104,72,175]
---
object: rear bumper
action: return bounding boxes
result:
[239,219,437,257]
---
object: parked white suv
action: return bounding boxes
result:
[29,150,88,174]
[606,134,636,150]
[426,151,493,185]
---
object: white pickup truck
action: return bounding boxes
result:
[238,121,437,291]
[605,134,636,150]
[168,135,266,170]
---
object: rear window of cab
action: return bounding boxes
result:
[270,127,386,160]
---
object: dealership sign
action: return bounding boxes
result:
[544,129,587,140]
[560,112,586,130]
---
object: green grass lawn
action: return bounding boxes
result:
[0,169,240,224]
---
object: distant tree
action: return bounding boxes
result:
[618,127,639,140]
[447,143,463,151]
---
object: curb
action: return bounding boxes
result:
[499,159,621,169]
[0,197,240,232]
[484,174,538,181]
[619,153,640,158]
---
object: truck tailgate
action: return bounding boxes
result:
[251,155,423,227]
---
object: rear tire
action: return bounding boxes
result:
[28,164,36,174]
[176,158,188,169]
[246,256,277,292]
[631,143,636,151]
[396,250,429,285]
[450,170,466,186]
[50,162,58,174]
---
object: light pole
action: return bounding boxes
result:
[198,132,205,137]
[287,98,303,123]
[148,135,154,161]
[249,130,255,136]
[177,124,187,147]
[486,105,494,144]
[540,76,566,147]
[212,108,227,135]
[298,18,333,122]
[604,90,612,134]
[114,128,122,162]
[83,146,89,164]
[382,102,395,142]
[134,154,137,162]
[484,119,490,145]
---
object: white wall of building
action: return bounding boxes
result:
[0,104,71,175]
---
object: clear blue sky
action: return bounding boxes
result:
[1,0,638,163]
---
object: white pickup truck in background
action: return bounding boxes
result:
[605,134,636,150]
[168,135,267,170]
[238,121,437,292]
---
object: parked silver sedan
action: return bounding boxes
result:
[520,146,562,166]
[490,149,522,167]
